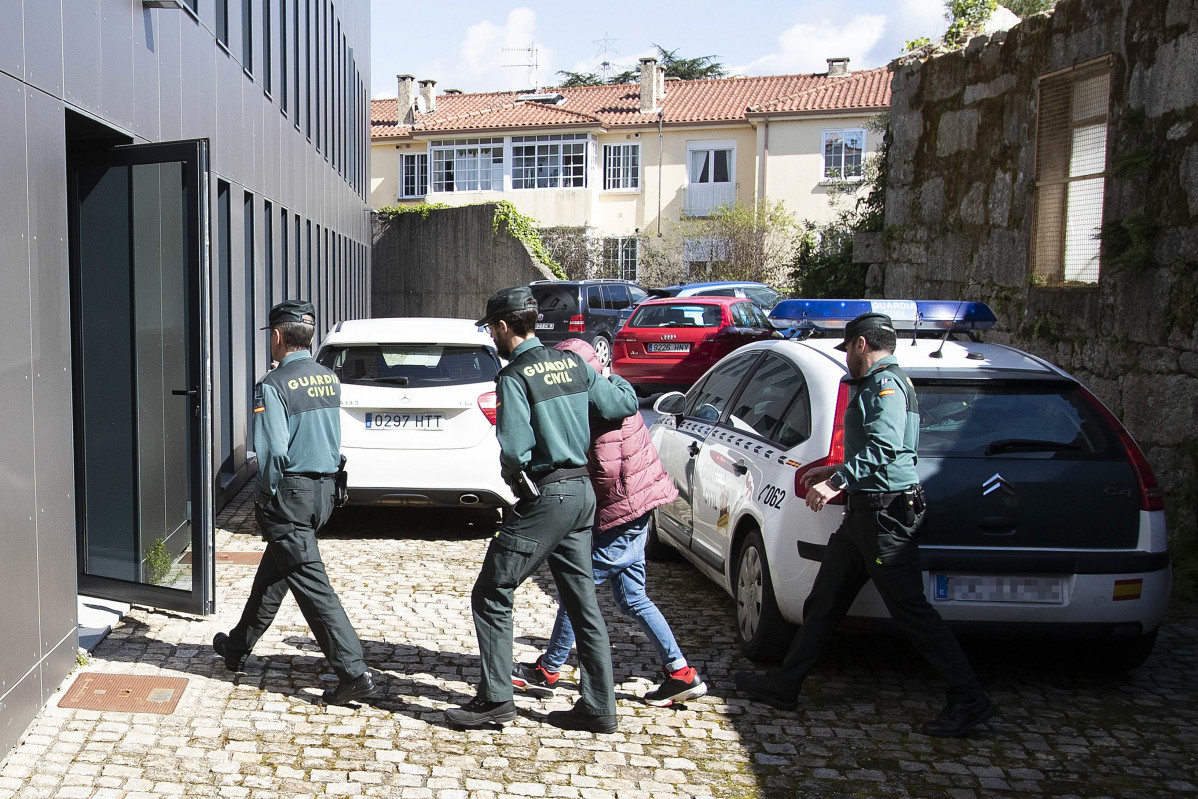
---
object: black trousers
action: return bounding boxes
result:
[780,503,984,704]
[227,474,367,682]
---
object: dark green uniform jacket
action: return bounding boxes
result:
[253,350,342,505]
[495,337,638,482]
[832,354,920,493]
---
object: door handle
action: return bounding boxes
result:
[733,460,748,476]
[688,442,700,457]
[172,387,200,417]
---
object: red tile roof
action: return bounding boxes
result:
[371,68,891,140]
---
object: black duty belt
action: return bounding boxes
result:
[534,466,589,487]
[286,472,336,480]
[846,488,920,510]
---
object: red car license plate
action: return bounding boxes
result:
[648,342,691,353]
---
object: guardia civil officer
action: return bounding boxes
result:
[213,300,377,707]
[445,286,639,733]
[735,312,994,737]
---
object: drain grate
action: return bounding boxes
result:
[58,673,189,714]
[180,551,262,565]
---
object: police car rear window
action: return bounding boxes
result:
[628,303,722,328]
[318,345,499,388]
[916,383,1120,458]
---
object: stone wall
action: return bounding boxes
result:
[876,0,1198,590]
[371,204,555,319]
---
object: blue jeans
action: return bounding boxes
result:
[542,512,686,674]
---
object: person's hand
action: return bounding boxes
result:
[805,479,840,512]
[800,464,838,490]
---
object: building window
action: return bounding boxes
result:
[430,138,503,192]
[1032,59,1111,286]
[603,237,639,281]
[822,129,864,179]
[400,152,428,198]
[686,141,735,216]
[603,143,640,191]
[216,0,229,46]
[512,133,588,190]
[263,0,271,94]
[242,0,252,73]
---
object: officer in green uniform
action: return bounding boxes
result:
[445,286,638,732]
[735,312,994,737]
[213,300,377,707]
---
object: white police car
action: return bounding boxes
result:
[648,300,1170,670]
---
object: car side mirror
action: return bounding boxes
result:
[653,391,687,425]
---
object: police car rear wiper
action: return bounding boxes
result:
[357,376,409,385]
[984,438,1083,455]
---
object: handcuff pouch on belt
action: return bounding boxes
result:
[333,455,350,507]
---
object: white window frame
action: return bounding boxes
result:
[603,237,639,281]
[399,152,428,199]
[822,128,865,181]
[602,143,640,191]
[429,137,504,193]
[685,140,736,217]
[511,133,589,190]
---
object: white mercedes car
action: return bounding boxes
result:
[315,318,514,512]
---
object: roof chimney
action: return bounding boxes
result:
[639,57,660,113]
[826,57,850,77]
[657,62,666,98]
[396,74,416,124]
[418,79,437,113]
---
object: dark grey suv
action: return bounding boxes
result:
[529,279,647,367]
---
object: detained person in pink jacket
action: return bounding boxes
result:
[511,338,707,706]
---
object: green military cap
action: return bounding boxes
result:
[476,285,538,326]
[263,299,316,329]
[835,312,896,351]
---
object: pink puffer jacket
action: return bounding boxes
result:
[553,338,679,531]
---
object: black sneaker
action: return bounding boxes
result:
[643,666,707,707]
[212,632,248,673]
[512,656,559,698]
[445,697,517,728]
[734,669,799,711]
[321,671,379,706]
[546,706,618,734]
[919,695,995,737]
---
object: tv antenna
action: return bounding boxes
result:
[503,43,541,90]
[592,33,620,81]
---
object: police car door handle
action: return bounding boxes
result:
[733,460,748,476]
[688,442,700,457]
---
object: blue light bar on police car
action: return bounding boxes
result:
[913,300,997,331]
[768,299,996,334]
[769,299,919,330]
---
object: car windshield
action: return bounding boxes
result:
[318,345,499,388]
[629,303,722,328]
[744,286,782,309]
[915,382,1120,458]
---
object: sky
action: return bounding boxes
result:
[369,0,950,99]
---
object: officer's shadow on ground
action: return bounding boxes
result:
[90,612,600,731]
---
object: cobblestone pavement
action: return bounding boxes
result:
[2,488,1197,798]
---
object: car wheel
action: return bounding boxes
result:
[592,335,612,368]
[644,510,680,562]
[734,529,797,661]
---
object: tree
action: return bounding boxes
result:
[638,199,799,289]
[906,1,1059,52]
[555,45,727,88]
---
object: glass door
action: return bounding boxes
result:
[69,140,214,615]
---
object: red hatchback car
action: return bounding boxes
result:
[612,297,779,395]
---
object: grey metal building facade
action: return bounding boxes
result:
[0,0,371,757]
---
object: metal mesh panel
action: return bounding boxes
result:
[1031,62,1110,286]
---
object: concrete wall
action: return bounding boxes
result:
[875,0,1198,581]
[371,204,555,319]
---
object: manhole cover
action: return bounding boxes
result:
[180,551,262,565]
[58,673,189,714]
